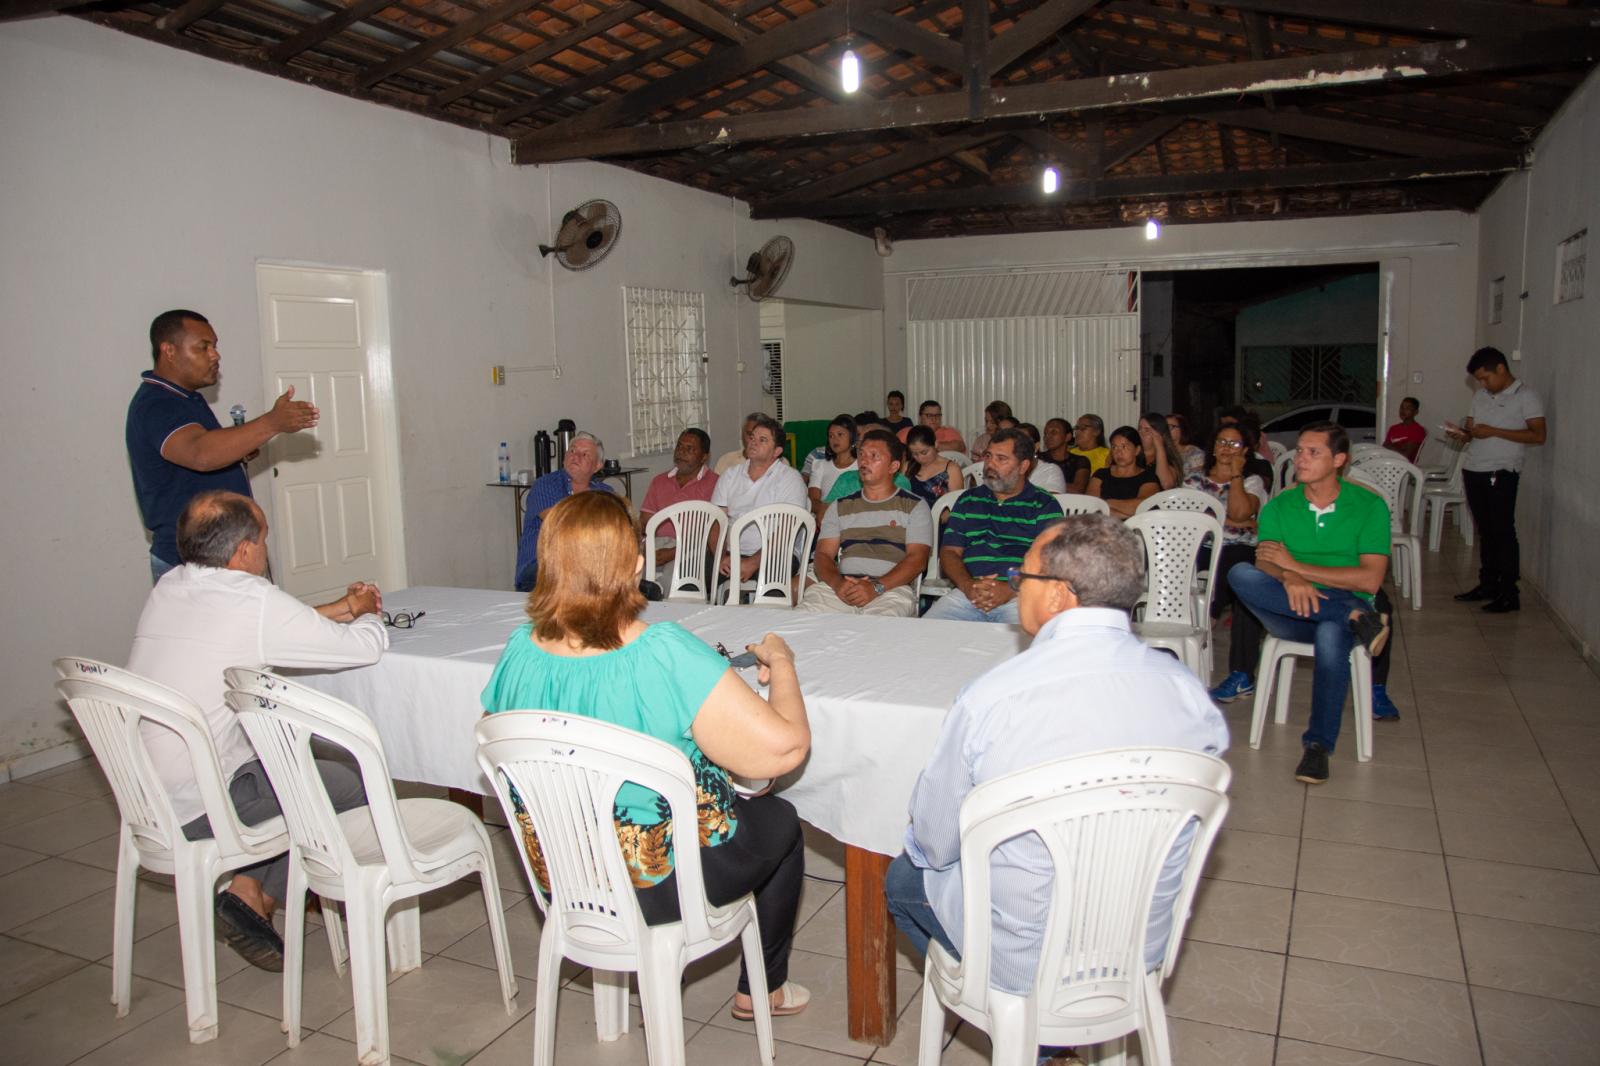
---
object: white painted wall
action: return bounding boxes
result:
[0,17,879,770]
[771,302,885,422]
[1475,66,1600,661]
[884,212,1479,471]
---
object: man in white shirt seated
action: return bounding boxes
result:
[887,514,1228,1015]
[710,412,808,585]
[126,490,389,970]
[801,430,932,617]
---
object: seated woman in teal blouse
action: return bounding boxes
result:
[481,491,814,1021]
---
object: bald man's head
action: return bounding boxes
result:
[177,491,265,570]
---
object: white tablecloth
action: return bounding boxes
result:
[295,586,1024,856]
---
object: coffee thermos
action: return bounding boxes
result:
[533,430,553,477]
[555,418,576,468]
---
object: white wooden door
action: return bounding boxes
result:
[256,265,405,604]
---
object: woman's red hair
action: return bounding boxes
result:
[526,492,645,650]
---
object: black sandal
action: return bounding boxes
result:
[214,890,285,972]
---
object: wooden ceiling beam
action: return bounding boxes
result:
[515,28,1600,163]
[267,0,393,64]
[986,0,1099,77]
[1222,0,1598,39]
[640,0,858,102]
[431,5,639,108]
[0,0,97,20]
[354,0,544,90]
[855,10,965,75]
[156,0,227,32]
[1199,105,1499,158]
[752,152,1523,219]
[494,34,695,127]
[764,131,1011,204]
[963,0,990,117]
[518,0,907,145]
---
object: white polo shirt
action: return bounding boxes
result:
[711,458,808,552]
[126,564,388,825]
[1466,378,1544,473]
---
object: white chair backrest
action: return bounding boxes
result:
[475,711,717,956]
[1053,493,1110,517]
[1135,487,1224,521]
[723,503,814,606]
[1433,439,1467,492]
[1347,454,1424,534]
[643,501,728,603]
[924,490,963,584]
[1124,510,1224,626]
[225,668,422,887]
[1350,442,1384,458]
[54,657,269,861]
[939,450,969,467]
[1266,439,1288,461]
[960,461,984,488]
[950,748,1229,1022]
[1272,450,1297,495]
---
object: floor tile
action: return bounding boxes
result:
[9,878,178,961]
[865,986,963,1066]
[58,830,122,871]
[1436,808,1596,873]
[0,796,120,855]
[266,1031,427,1066]
[128,914,253,988]
[0,842,47,877]
[464,986,649,1066]
[1416,709,1534,748]
[1185,878,1292,953]
[70,1000,297,1066]
[0,933,91,1007]
[20,758,114,799]
[1445,857,1600,932]
[1311,763,1434,810]
[412,876,520,955]
[1278,957,1479,1066]
[1422,738,1556,780]
[0,857,117,932]
[704,949,918,1058]
[217,910,376,1032]
[1289,892,1464,981]
[321,955,531,1063]
[1165,1018,1275,1066]
[688,1021,867,1066]
[1164,941,1284,1034]
[1296,840,1451,911]
[1220,784,1305,836]
[1457,914,1600,1007]
[1471,986,1600,1066]
[1429,770,1570,821]
[0,783,94,831]
[1275,1037,1436,1065]
[1206,828,1298,889]
[1303,796,1441,853]
[0,962,184,1066]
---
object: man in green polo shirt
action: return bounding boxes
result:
[1229,422,1392,784]
[925,428,1063,623]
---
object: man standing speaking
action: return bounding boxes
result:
[126,310,319,581]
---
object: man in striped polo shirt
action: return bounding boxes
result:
[801,430,932,617]
[925,428,1064,624]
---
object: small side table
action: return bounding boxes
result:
[485,481,533,540]
[597,466,648,498]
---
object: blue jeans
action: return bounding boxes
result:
[150,553,178,584]
[1228,563,1369,752]
[886,853,959,961]
[924,587,1020,624]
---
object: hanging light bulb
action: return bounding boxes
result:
[1145,217,1160,240]
[1041,164,1059,195]
[840,47,860,93]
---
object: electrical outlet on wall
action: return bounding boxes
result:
[491,365,506,385]
[1511,348,1523,361]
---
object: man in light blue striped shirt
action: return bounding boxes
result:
[888,515,1229,998]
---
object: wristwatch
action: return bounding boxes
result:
[870,579,886,597]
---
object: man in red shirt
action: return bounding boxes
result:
[1383,396,1427,463]
[640,428,718,567]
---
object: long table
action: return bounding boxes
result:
[297,586,1024,1044]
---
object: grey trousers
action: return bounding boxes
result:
[181,758,366,903]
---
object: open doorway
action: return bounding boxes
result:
[1142,264,1381,444]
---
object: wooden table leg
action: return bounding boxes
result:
[447,788,484,818]
[844,845,896,1046]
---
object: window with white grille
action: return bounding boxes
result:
[761,340,784,421]
[623,286,709,455]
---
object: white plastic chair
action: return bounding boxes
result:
[1271,451,1297,496]
[1134,487,1224,522]
[475,711,775,1066]
[225,669,517,1065]
[1421,444,1473,551]
[1266,439,1288,462]
[961,461,984,488]
[939,450,970,467]
[643,501,728,603]
[920,489,965,602]
[52,658,340,1044]
[1125,512,1224,681]
[917,748,1230,1066]
[1053,493,1110,517]
[1247,637,1374,763]
[718,503,815,607]
[1348,455,1424,610]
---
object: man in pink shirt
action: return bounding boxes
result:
[640,428,718,566]
[897,399,967,454]
[1383,396,1427,463]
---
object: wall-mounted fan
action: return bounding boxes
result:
[539,199,621,271]
[730,236,795,301]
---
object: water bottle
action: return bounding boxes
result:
[229,404,246,427]
[497,442,511,484]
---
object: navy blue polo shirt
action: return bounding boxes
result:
[126,371,252,564]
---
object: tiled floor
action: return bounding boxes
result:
[3,530,1597,1065]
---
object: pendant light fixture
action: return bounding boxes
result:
[1145,217,1160,240]
[840,0,860,93]
[1041,165,1059,194]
